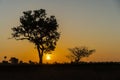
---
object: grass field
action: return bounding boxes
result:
[0,63,120,80]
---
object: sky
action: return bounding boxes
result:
[0,0,120,63]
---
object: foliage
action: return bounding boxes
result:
[67,46,95,63]
[11,9,60,64]
[9,57,19,64]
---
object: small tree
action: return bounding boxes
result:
[67,46,95,63]
[2,56,8,64]
[9,57,19,64]
[11,9,60,64]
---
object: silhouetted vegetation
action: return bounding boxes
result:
[0,62,119,80]
[9,57,19,64]
[11,9,60,64]
[2,56,8,64]
[3,7,119,80]
[67,46,95,63]
[0,55,120,80]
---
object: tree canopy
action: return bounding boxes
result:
[67,46,95,63]
[11,9,60,64]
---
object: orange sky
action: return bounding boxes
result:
[0,0,120,63]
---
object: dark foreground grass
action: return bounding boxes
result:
[0,63,120,80]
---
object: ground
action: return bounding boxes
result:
[0,63,120,80]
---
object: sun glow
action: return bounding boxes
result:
[46,54,51,60]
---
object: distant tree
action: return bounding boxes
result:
[2,56,8,64]
[11,9,60,64]
[2,61,8,64]
[29,60,35,64]
[9,57,19,64]
[67,46,95,63]
[19,60,23,64]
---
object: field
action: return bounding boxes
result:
[0,63,120,80]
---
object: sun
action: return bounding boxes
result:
[46,55,51,60]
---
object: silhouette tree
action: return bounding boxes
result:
[9,57,19,64]
[19,60,23,64]
[67,46,95,63]
[11,9,60,64]
[29,60,35,64]
[2,56,8,64]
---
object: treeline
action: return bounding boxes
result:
[1,57,120,65]
[1,56,37,64]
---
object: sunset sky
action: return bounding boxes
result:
[0,0,120,63]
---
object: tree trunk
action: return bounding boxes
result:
[37,45,43,64]
[39,55,43,64]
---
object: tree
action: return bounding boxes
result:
[2,56,8,64]
[11,9,60,64]
[67,46,95,63]
[9,57,19,64]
